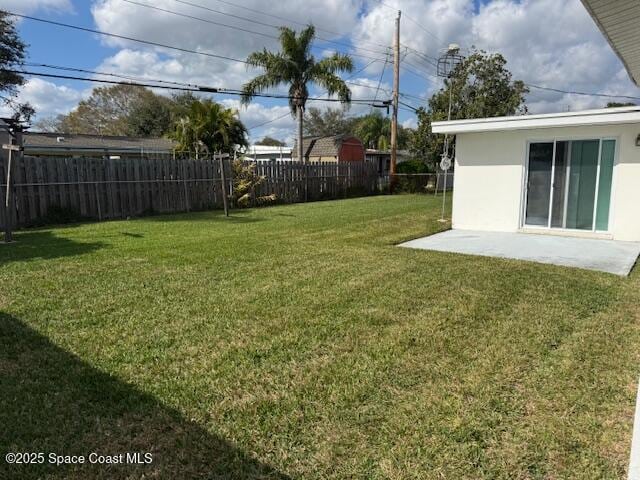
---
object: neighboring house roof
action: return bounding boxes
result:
[244,145,292,155]
[431,105,640,134]
[292,135,363,158]
[23,132,176,154]
[581,0,640,86]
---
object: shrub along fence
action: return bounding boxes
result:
[0,154,381,229]
[391,172,454,194]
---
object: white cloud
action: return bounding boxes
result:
[355,0,640,113]
[0,78,85,121]
[221,98,295,144]
[402,117,417,129]
[0,0,72,14]
[90,0,363,90]
[10,0,640,131]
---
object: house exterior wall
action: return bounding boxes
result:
[307,156,338,163]
[453,122,640,241]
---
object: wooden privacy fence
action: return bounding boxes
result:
[0,155,381,229]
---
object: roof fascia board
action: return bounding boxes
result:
[432,112,640,134]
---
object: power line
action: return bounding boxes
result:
[246,60,387,131]
[7,69,387,104]
[398,100,420,112]
[18,62,202,89]
[7,11,250,65]
[403,59,438,80]
[402,45,439,64]
[346,58,380,79]
[371,54,390,112]
[247,111,291,130]
[11,69,206,92]
[26,64,639,119]
[171,0,391,50]
[21,59,391,95]
[9,9,387,73]
[122,0,278,40]
[404,49,438,69]
[525,83,640,102]
[401,64,439,83]
[120,0,390,60]
[369,0,440,42]
[19,60,428,106]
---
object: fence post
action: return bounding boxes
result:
[218,152,229,217]
[182,157,190,212]
[304,161,308,202]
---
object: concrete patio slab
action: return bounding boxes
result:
[399,229,640,276]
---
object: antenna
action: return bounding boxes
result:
[436,44,464,78]
[436,44,465,222]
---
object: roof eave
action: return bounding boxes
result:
[580,0,640,86]
[432,110,640,134]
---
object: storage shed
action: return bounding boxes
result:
[292,135,364,162]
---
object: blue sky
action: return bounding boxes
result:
[3,0,640,143]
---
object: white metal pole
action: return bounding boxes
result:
[4,143,14,242]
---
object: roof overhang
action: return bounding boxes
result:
[431,106,640,134]
[580,0,640,86]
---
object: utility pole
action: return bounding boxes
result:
[390,10,400,191]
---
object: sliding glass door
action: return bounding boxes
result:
[524,138,615,232]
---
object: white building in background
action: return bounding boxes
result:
[240,145,293,161]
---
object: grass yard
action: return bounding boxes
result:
[1,194,639,479]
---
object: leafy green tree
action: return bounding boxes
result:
[170,99,247,156]
[409,108,432,163]
[127,92,174,137]
[49,85,182,136]
[169,92,199,121]
[411,49,528,168]
[303,107,355,137]
[56,85,152,135]
[241,25,353,163]
[254,136,286,147]
[32,114,66,132]
[0,11,34,122]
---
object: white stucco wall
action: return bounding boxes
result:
[452,122,640,241]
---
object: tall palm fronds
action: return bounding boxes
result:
[241,26,353,163]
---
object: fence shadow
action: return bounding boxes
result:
[0,313,291,480]
[0,230,105,266]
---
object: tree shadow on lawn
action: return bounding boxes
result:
[0,313,291,480]
[0,231,105,266]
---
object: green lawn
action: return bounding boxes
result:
[1,194,639,479]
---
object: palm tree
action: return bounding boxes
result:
[354,112,390,150]
[171,99,247,157]
[241,26,353,163]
